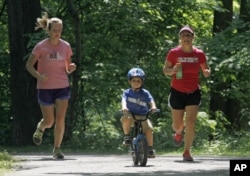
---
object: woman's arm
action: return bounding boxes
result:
[65,57,77,74]
[163,60,180,76]
[26,54,47,81]
[200,62,211,78]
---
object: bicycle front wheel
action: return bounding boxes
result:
[137,136,148,166]
[131,138,139,165]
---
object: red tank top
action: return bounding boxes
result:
[166,46,206,92]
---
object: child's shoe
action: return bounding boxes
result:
[123,135,131,145]
[148,147,156,158]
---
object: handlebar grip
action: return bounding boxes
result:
[149,109,160,113]
[155,109,160,113]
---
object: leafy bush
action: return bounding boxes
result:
[0,53,12,145]
[0,150,12,170]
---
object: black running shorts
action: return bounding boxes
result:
[168,87,201,110]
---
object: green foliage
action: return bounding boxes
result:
[0,53,12,145]
[195,111,230,146]
[68,109,124,152]
[0,150,12,171]
[152,110,174,151]
[194,130,250,156]
[0,0,8,53]
[205,21,250,128]
[196,112,217,138]
[0,0,11,145]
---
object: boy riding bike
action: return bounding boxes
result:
[120,67,158,158]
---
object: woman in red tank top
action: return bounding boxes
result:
[163,25,210,161]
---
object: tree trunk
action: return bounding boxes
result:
[210,0,242,125]
[7,0,41,145]
[210,0,234,121]
[213,0,232,33]
[239,0,250,31]
[64,0,82,140]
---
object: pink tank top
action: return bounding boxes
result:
[32,39,73,89]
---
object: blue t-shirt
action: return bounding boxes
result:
[122,88,154,115]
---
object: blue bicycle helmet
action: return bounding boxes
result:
[127,68,145,80]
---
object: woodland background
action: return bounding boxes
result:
[0,0,250,153]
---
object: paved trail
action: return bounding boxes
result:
[4,154,230,176]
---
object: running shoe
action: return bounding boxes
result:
[33,121,44,145]
[173,132,183,147]
[53,147,64,159]
[183,151,194,161]
[123,135,131,145]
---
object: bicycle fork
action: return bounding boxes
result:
[131,134,145,154]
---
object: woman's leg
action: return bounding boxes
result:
[184,105,198,152]
[171,109,185,134]
[39,105,55,131]
[171,109,185,147]
[33,105,55,145]
[54,99,68,148]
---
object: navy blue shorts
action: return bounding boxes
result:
[37,87,71,105]
[168,87,201,110]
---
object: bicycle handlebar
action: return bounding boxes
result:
[119,109,160,115]
[120,109,160,121]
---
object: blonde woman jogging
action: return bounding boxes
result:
[26,12,76,159]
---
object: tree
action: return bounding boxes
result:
[213,0,233,33]
[209,0,250,128]
[64,0,82,140]
[239,0,250,24]
[209,0,235,123]
[7,0,41,145]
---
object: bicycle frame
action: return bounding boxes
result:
[129,109,159,166]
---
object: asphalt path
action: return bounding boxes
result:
[3,154,231,176]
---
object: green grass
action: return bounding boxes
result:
[0,151,13,176]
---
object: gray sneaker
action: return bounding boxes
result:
[123,135,131,145]
[33,121,44,145]
[53,147,64,159]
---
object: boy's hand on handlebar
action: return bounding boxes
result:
[150,108,157,113]
[122,108,129,114]
[150,108,160,114]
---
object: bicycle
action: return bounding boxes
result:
[122,109,160,166]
